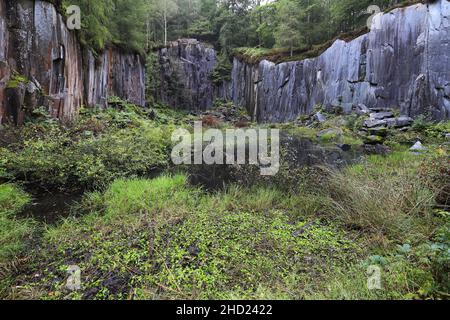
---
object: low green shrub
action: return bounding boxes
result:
[0,107,175,190]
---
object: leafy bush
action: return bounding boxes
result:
[211,58,232,84]
[411,118,450,142]
[309,225,450,300]
[0,106,174,191]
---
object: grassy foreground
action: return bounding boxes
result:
[0,101,448,300]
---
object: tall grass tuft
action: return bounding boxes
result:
[324,152,439,243]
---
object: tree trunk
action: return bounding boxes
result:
[290,39,293,57]
[164,6,168,46]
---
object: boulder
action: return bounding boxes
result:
[386,118,397,128]
[364,144,391,155]
[317,128,343,139]
[395,116,414,128]
[337,143,352,151]
[314,112,327,123]
[369,112,394,120]
[355,104,370,115]
[410,141,427,152]
[368,126,388,137]
[364,119,387,128]
[364,135,385,145]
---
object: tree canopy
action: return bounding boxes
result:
[64,0,401,55]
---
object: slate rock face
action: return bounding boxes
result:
[1,0,83,123]
[0,0,9,122]
[231,0,450,122]
[84,49,145,108]
[0,0,145,124]
[155,39,218,111]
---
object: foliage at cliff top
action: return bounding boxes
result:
[62,0,148,53]
[232,0,427,64]
[234,26,372,64]
[59,0,426,56]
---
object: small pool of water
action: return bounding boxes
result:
[18,133,365,222]
[20,191,84,224]
[189,132,365,190]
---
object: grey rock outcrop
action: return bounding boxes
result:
[84,49,145,108]
[314,111,326,123]
[231,0,450,122]
[0,0,10,122]
[0,0,145,124]
[154,39,219,111]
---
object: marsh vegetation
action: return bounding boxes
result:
[0,100,448,299]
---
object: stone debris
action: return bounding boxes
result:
[364,119,388,128]
[369,112,394,120]
[410,141,427,152]
[355,104,370,115]
[197,105,251,124]
[314,112,327,123]
[358,106,416,152]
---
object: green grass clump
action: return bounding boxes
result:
[3,149,449,299]
[282,125,318,140]
[301,150,449,299]
[147,202,355,299]
[0,184,35,262]
[319,131,339,143]
[307,217,449,300]
[325,151,439,243]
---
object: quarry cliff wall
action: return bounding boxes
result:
[0,0,145,124]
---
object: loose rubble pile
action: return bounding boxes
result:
[358,105,416,154]
[294,104,420,155]
[197,104,251,126]
[356,104,413,146]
